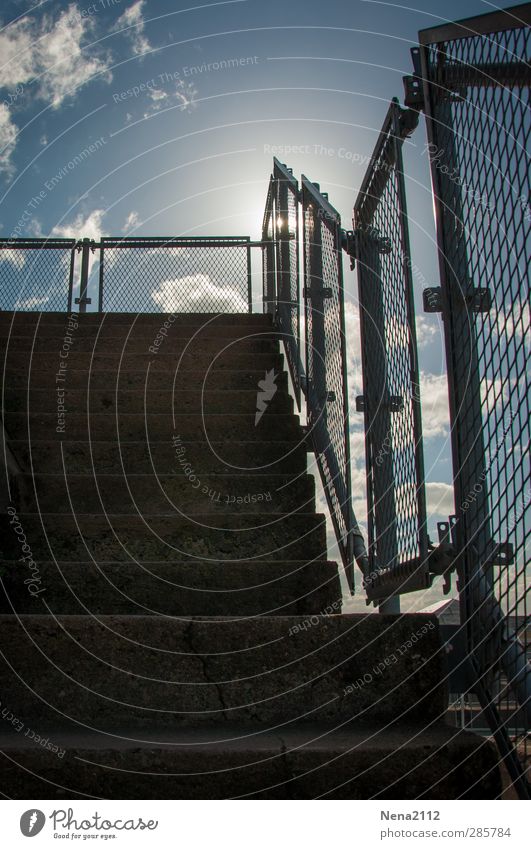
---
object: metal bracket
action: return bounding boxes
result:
[377,236,392,255]
[423,287,443,313]
[426,517,458,594]
[355,395,365,412]
[403,47,425,111]
[303,286,332,300]
[389,395,404,412]
[466,287,492,313]
[326,391,336,403]
[341,229,358,270]
[74,297,92,306]
[425,286,492,314]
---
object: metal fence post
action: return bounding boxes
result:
[75,238,92,313]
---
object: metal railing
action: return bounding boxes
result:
[409,3,531,799]
[353,100,429,607]
[262,159,367,592]
[0,236,253,314]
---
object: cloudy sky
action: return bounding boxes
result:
[1,0,526,609]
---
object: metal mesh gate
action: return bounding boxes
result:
[418,4,531,797]
[354,101,428,602]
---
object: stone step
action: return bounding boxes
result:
[1,335,280,354]
[1,559,341,617]
[0,323,277,341]
[4,387,293,416]
[8,440,308,475]
[1,350,284,373]
[17,473,315,516]
[2,368,290,392]
[0,513,327,561]
[0,311,273,328]
[0,614,445,730]
[0,722,500,799]
[3,412,301,441]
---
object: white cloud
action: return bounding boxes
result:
[143,79,197,119]
[122,211,140,232]
[0,104,18,174]
[416,314,439,347]
[426,481,455,519]
[0,249,25,268]
[151,274,248,313]
[419,371,450,438]
[114,1,151,56]
[0,5,111,110]
[14,294,50,308]
[52,208,105,240]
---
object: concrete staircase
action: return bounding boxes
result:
[0,311,500,798]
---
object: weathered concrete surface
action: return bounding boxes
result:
[4,368,290,392]
[0,723,501,799]
[0,311,274,328]
[3,411,301,441]
[0,512,328,561]
[9,439,307,475]
[1,336,280,354]
[0,614,445,729]
[1,559,342,617]
[2,350,285,373]
[0,310,503,799]
[5,387,293,415]
[18,473,316,515]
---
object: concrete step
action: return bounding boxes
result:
[1,559,341,617]
[0,513,328,561]
[0,722,500,799]
[8,440,308,476]
[0,323,277,341]
[1,350,284,373]
[18,473,316,516]
[0,311,274,328]
[4,387,293,416]
[3,412,302,441]
[1,335,280,354]
[0,614,445,729]
[2,367,290,392]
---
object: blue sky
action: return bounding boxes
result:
[1,0,528,608]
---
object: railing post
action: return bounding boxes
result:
[246,238,252,313]
[75,238,93,313]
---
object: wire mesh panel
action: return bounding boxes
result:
[354,101,428,602]
[99,237,252,313]
[0,239,75,312]
[419,5,531,797]
[302,177,357,591]
[273,159,302,408]
[262,178,277,316]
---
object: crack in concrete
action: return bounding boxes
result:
[182,620,229,721]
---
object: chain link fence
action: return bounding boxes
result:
[0,239,75,312]
[98,237,252,313]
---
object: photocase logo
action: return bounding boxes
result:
[255,369,278,425]
[20,809,46,837]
